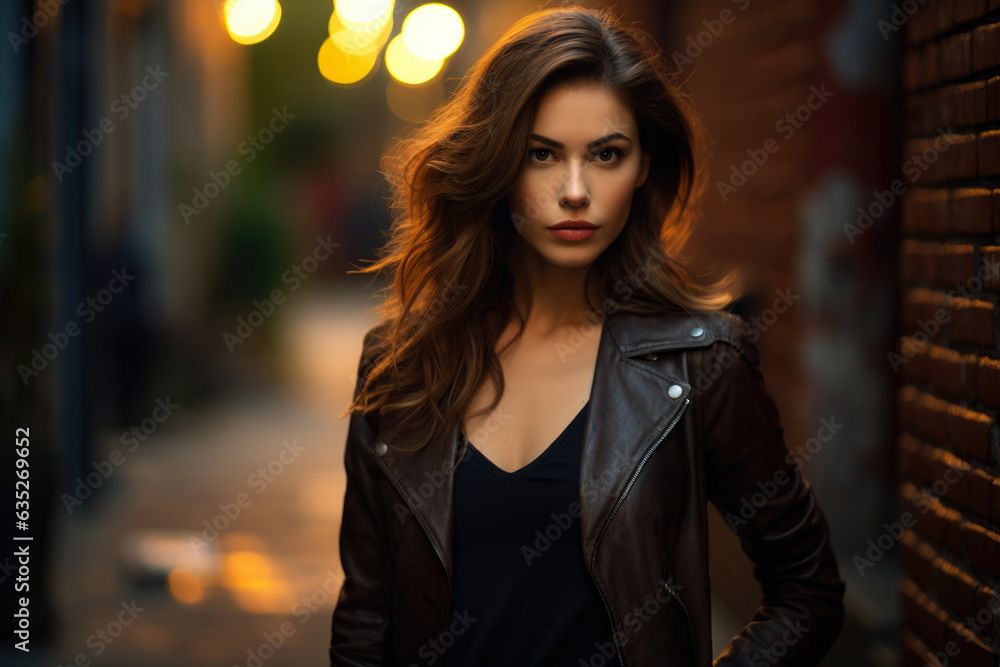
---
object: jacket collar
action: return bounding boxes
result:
[368,308,730,587]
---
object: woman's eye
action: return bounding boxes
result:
[529,148,550,162]
[528,148,624,164]
[596,148,624,164]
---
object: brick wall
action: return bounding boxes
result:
[898,2,1000,666]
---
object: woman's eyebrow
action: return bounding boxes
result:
[529,132,632,149]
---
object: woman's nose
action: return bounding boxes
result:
[559,165,590,207]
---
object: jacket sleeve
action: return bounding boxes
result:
[698,319,846,667]
[330,328,392,666]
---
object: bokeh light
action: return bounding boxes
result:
[318,36,380,84]
[224,0,282,45]
[335,0,394,33]
[401,3,464,60]
[385,33,443,85]
[329,9,393,56]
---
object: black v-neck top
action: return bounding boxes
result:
[443,400,617,666]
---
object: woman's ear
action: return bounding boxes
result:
[636,151,651,188]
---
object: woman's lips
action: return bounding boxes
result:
[548,227,597,241]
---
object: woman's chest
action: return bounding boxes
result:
[461,331,601,475]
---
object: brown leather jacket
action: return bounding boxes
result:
[330,308,846,666]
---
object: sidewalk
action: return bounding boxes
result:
[43,296,378,667]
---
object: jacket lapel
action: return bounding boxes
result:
[368,309,717,586]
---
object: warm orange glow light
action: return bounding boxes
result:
[224,0,282,45]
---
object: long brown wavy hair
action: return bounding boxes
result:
[342,4,740,454]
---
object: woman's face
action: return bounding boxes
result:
[508,81,650,269]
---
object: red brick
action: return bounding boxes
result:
[951,189,992,232]
[928,242,946,283]
[935,558,977,616]
[974,584,998,636]
[941,33,971,81]
[936,243,977,281]
[946,619,994,665]
[925,42,943,89]
[994,476,1000,521]
[982,246,1000,288]
[938,0,958,35]
[900,629,945,667]
[902,529,936,590]
[928,345,965,395]
[947,403,993,461]
[899,386,920,430]
[977,129,1000,175]
[901,290,948,343]
[905,48,924,92]
[939,132,977,181]
[952,80,988,126]
[901,577,950,647]
[910,338,932,380]
[900,433,925,477]
[947,297,994,347]
[970,467,994,520]
[965,520,1000,572]
[944,504,965,554]
[924,188,951,232]
[971,23,1000,71]
[988,76,1000,120]
[979,355,1000,406]
[938,449,973,507]
[962,351,980,402]
[955,0,989,23]
[905,96,927,135]
[901,239,926,284]
[907,3,938,46]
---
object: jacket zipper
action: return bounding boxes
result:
[588,396,691,667]
[661,565,696,659]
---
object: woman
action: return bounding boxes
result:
[330,5,845,666]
